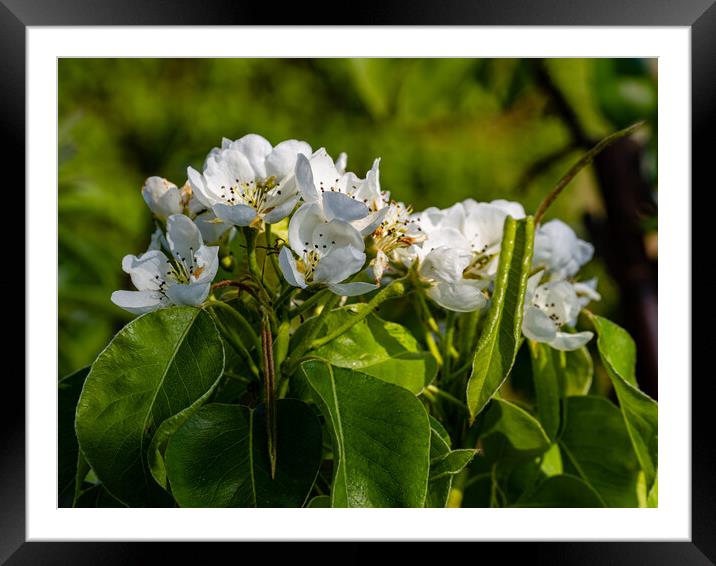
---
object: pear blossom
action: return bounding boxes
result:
[111,215,219,314]
[392,198,524,311]
[533,219,594,279]
[280,208,375,296]
[187,134,311,228]
[141,176,191,220]
[294,150,388,236]
[522,271,594,351]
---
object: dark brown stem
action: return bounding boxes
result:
[261,312,278,479]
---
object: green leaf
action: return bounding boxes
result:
[514,474,605,507]
[58,366,90,507]
[562,346,593,396]
[560,396,641,507]
[293,305,436,394]
[76,307,225,507]
[307,495,331,508]
[165,399,322,507]
[480,398,551,462]
[590,315,658,490]
[466,216,535,420]
[425,417,476,507]
[528,341,562,440]
[74,484,127,508]
[301,360,431,507]
[647,477,658,508]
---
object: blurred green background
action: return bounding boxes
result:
[58,58,657,378]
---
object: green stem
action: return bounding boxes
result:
[264,223,282,286]
[534,121,644,225]
[290,288,331,321]
[309,278,408,350]
[414,288,440,334]
[441,311,456,381]
[426,384,468,413]
[207,306,260,378]
[209,301,261,353]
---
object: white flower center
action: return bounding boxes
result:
[219,175,280,213]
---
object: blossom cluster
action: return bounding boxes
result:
[112,134,600,350]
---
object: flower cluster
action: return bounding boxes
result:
[112,133,600,350]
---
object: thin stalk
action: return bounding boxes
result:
[426,384,468,414]
[209,301,261,353]
[414,288,440,334]
[309,278,408,350]
[264,223,282,285]
[207,307,260,378]
[261,312,278,479]
[441,311,456,380]
[424,330,443,367]
[534,121,644,225]
[289,288,331,321]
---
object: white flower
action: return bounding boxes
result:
[522,271,594,351]
[419,247,489,312]
[187,134,311,228]
[294,150,387,236]
[393,198,524,311]
[111,215,219,314]
[141,177,188,220]
[533,219,594,279]
[279,207,375,296]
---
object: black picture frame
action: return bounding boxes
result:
[4,1,708,563]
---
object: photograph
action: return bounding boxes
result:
[57,57,659,510]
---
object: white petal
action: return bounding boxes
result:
[278,247,307,288]
[194,211,229,244]
[420,247,473,284]
[165,281,211,306]
[308,149,342,190]
[490,199,526,219]
[111,290,165,314]
[313,219,365,252]
[167,214,203,262]
[322,191,369,222]
[427,280,488,313]
[525,270,545,301]
[263,194,299,224]
[141,177,182,219]
[334,152,348,174]
[353,207,389,236]
[522,306,558,343]
[463,203,509,254]
[216,148,256,185]
[574,278,602,308]
[288,202,324,255]
[226,134,272,178]
[329,282,377,296]
[550,331,594,351]
[192,245,220,284]
[121,250,170,292]
[213,203,257,227]
[295,153,320,203]
[187,166,215,208]
[266,140,312,179]
[313,245,366,285]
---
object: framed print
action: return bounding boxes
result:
[4,0,709,562]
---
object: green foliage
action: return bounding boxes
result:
[300,360,431,507]
[466,216,535,420]
[292,305,437,394]
[590,314,658,496]
[165,400,322,507]
[75,307,224,506]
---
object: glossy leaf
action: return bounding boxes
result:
[560,396,641,507]
[293,306,436,394]
[425,417,476,507]
[165,400,322,507]
[480,398,551,462]
[76,307,225,506]
[514,474,605,508]
[590,315,658,490]
[562,346,593,396]
[528,341,562,440]
[301,360,431,507]
[58,366,90,507]
[466,216,535,421]
[307,495,331,508]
